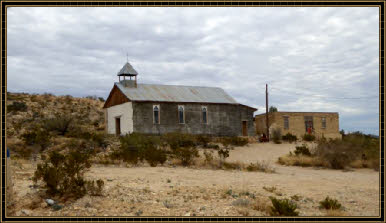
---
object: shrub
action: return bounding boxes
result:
[203,150,214,164]
[294,144,311,156]
[246,161,276,173]
[21,128,51,151]
[303,134,315,141]
[269,197,299,216]
[162,132,196,150]
[319,196,342,210]
[33,149,95,199]
[98,97,105,102]
[272,128,282,144]
[205,143,220,149]
[43,114,73,135]
[196,135,212,148]
[116,133,166,166]
[85,95,98,100]
[85,179,104,196]
[218,147,230,165]
[144,147,167,167]
[173,146,199,166]
[232,198,250,207]
[282,133,297,143]
[7,101,27,113]
[222,161,242,170]
[220,137,248,147]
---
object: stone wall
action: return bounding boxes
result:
[255,112,341,139]
[132,102,255,136]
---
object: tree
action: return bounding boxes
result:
[269,106,278,113]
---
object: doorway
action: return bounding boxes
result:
[115,117,121,135]
[242,121,248,136]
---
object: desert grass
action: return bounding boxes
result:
[277,154,327,167]
[325,209,347,216]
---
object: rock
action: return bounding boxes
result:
[21,209,31,215]
[349,200,356,203]
[200,206,206,211]
[184,212,191,216]
[45,199,55,206]
[52,204,63,211]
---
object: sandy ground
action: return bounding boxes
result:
[7,142,380,217]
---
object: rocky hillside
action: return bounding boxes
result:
[6,92,108,158]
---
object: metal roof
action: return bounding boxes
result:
[117,62,138,76]
[115,82,239,104]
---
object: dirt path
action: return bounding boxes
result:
[8,142,379,217]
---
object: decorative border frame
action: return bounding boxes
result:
[0,1,384,222]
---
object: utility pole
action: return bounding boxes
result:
[266,84,269,141]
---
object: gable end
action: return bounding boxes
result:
[103,84,130,108]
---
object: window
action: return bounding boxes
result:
[283,116,289,129]
[202,106,207,124]
[178,105,185,124]
[321,117,326,129]
[153,105,160,124]
[304,116,313,133]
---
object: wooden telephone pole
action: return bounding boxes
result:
[266,84,269,141]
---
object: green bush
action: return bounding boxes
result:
[195,135,212,148]
[303,134,315,141]
[282,133,297,143]
[173,146,199,166]
[272,128,282,144]
[98,97,105,102]
[314,132,379,170]
[220,136,248,147]
[7,101,27,113]
[205,143,219,149]
[33,149,97,199]
[162,132,196,150]
[21,128,51,151]
[43,114,73,135]
[319,196,342,210]
[269,197,299,216]
[116,133,166,167]
[294,144,311,156]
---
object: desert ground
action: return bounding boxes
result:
[8,142,379,217]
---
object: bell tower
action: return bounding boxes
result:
[117,62,138,88]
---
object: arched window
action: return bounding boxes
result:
[202,106,207,124]
[153,105,160,124]
[178,105,184,124]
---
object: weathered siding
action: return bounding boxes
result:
[255,112,341,139]
[106,102,133,135]
[132,102,255,136]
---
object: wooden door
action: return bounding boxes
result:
[115,117,121,135]
[242,121,248,136]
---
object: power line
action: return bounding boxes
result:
[269,87,378,100]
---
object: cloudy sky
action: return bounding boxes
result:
[7,7,379,135]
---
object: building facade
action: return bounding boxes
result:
[103,62,257,136]
[255,111,341,140]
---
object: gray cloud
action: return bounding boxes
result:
[7,7,379,135]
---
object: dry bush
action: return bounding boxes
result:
[263,186,277,193]
[246,161,276,173]
[278,154,326,167]
[251,197,271,214]
[272,128,282,144]
[325,209,347,216]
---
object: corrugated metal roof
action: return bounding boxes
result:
[117,62,138,76]
[115,82,239,104]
